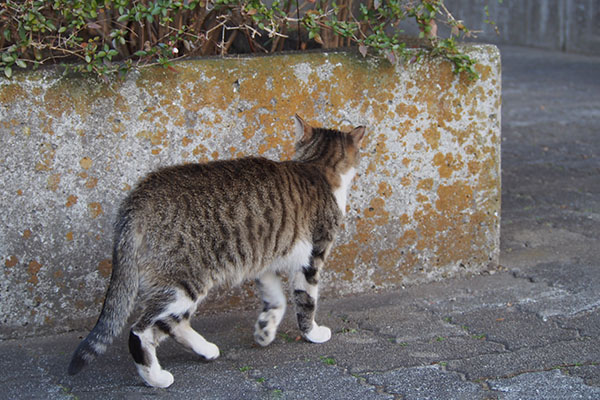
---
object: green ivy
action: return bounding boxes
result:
[0,0,482,80]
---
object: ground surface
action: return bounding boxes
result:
[1,45,599,399]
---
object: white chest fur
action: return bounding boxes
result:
[333,167,356,216]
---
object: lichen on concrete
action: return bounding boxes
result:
[0,45,501,338]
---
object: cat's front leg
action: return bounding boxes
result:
[292,250,331,343]
[254,271,286,346]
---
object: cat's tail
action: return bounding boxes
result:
[68,210,139,375]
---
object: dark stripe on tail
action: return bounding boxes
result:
[67,337,100,375]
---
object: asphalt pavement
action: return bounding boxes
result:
[1,45,599,399]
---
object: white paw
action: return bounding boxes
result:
[142,368,174,388]
[303,324,331,344]
[199,341,220,360]
[254,327,276,347]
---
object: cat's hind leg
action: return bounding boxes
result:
[129,288,219,388]
[129,326,173,388]
[168,318,220,360]
[292,249,332,344]
[129,291,179,388]
[254,271,286,346]
[154,289,220,360]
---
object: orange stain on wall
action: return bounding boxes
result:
[377,182,393,198]
[47,173,61,191]
[88,202,104,218]
[423,125,441,150]
[5,255,18,268]
[364,197,390,226]
[66,195,78,207]
[27,260,42,285]
[98,259,112,278]
[329,243,356,281]
[433,152,464,179]
[85,177,98,189]
[36,143,56,171]
[80,157,92,170]
[417,178,434,191]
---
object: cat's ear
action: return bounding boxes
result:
[294,114,314,143]
[350,126,366,148]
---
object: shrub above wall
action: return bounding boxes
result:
[0,0,489,79]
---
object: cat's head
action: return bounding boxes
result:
[292,115,366,174]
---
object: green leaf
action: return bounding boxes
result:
[16,59,27,69]
[85,55,92,63]
[4,66,12,78]
[134,50,147,56]
[58,26,67,33]
[18,26,27,41]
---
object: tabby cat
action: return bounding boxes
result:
[68,115,366,388]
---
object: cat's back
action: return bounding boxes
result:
[139,157,275,189]
[124,156,334,217]
[132,157,321,195]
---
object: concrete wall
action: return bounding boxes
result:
[444,0,600,55]
[0,45,501,339]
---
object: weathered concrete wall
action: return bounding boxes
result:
[0,45,501,339]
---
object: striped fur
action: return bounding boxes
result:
[68,115,366,387]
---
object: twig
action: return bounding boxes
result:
[222,30,238,55]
